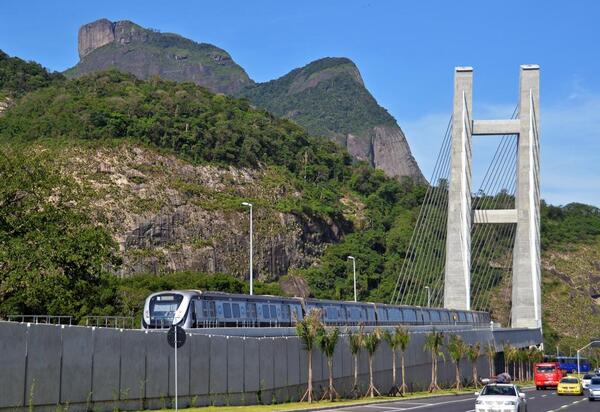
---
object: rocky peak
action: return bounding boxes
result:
[286,57,365,94]
[78,19,151,59]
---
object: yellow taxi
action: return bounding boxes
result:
[557,376,583,395]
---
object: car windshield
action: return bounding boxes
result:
[583,374,592,379]
[481,385,516,396]
[591,378,600,385]
[561,378,579,384]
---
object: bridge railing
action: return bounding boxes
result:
[6,314,72,325]
[83,315,136,329]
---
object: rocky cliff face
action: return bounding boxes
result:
[58,144,348,280]
[68,19,253,95]
[238,58,425,182]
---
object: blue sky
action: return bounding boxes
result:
[1,0,598,206]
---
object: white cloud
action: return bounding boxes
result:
[399,93,600,207]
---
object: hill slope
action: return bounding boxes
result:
[66,19,424,181]
[238,57,424,181]
[65,19,253,95]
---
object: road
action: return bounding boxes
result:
[314,388,594,412]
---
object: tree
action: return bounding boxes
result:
[363,329,382,398]
[347,327,365,397]
[317,326,340,401]
[486,343,496,377]
[447,334,467,390]
[467,342,481,388]
[383,326,409,396]
[397,327,411,395]
[296,309,322,403]
[424,330,445,392]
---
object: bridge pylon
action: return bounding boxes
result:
[444,65,541,329]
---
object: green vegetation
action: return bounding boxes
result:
[0,50,63,99]
[238,57,396,138]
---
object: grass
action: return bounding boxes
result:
[153,388,478,412]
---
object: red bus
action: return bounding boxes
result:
[535,362,564,390]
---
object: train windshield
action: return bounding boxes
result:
[150,294,183,324]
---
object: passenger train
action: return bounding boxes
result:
[142,290,491,329]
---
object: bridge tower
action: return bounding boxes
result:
[444,66,541,329]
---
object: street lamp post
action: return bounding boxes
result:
[347,256,357,302]
[241,202,253,295]
[424,286,431,307]
[577,340,600,374]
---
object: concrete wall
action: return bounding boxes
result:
[0,322,541,411]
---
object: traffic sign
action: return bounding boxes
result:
[167,325,186,348]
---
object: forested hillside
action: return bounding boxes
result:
[0,50,599,351]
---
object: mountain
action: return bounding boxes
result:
[65,19,253,95]
[66,19,424,182]
[237,58,424,181]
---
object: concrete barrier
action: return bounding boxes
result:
[0,321,541,411]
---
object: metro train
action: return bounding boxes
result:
[142,290,491,329]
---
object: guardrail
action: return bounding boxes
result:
[6,315,72,325]
[83,316,136,329]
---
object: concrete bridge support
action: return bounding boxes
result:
[444,66,541,329]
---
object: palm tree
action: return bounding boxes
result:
[467,342,481,388]
[485,343,496,377]
[383,327,403,396]
[363,329,382,398]
[502,342,511,375]
[447,334,467,390]
[397,327,410,395]
[317,326,340,401]
[424,329,445,392]
[296,309,322,403]
[347,326,364,398]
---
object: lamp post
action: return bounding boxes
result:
[424,286,431,307]
[347,256,357,302]
[241,202,253,295]
[577,340,600,375]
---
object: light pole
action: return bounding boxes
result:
[424,286,431,307]
[347,256,357,302]
[241,202,253,295]
[577,340,600,374]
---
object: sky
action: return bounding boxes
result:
[1,0,598,206]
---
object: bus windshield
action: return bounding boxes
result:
[150,293,183,324]
[536,365,556,373]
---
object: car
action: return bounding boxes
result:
[557,377,583,396]
[582,374,593,389]
[475,383,527,412]
[589,376,600,401]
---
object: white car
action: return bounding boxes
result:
[582,374,593,389]
[475,383,527,412]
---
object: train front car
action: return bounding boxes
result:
[142,290,198,329]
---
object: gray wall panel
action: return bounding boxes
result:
[227,337,244,393]
[209,336,228,394]
[273,338,287,389]
[60,326,93,404]
[26,324,61,405]
[91,328,121,402]
[286,338,300,386]
[0,322,27,408]
[259,338,274,390]
[189,334,210,396]
[243,338,260,393]
[120,330,147,401]
[145,331,169,399]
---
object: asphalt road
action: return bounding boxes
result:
[314,388,596,412]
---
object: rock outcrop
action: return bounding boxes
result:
[69,19,253,95]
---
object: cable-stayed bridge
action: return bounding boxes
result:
[391,65,541,331]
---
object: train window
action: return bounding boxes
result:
[247,303,257,319]
[262,304,270,319]
[466,313,474,323]
[203,301,216,318]
[440,311,449,323]
[282,304,291,319]
[431,310,441,322]
[232,303,240,318]
[223,303,232,319]
[458,312,467,322]
[270,305,277,319]
[421,311,430,323]
[402,309,416,322]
